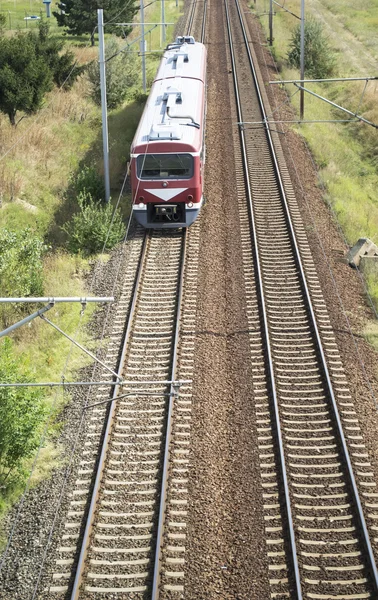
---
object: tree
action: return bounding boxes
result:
[37,20,86,90]
[0,31,53,125]
[53,0,138,46]
[0,339,46,487]
[287,18,336,79]
[0,22,85,125]
[87,37,140,108]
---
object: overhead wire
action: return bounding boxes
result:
[103,0,137,26]
[0,17,134,581]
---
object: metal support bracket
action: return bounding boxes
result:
[0,297,114,339]
[269,77,378,128]
[39,314,121,382]
[0,296,115,385]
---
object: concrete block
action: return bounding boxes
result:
[347,238,378,268]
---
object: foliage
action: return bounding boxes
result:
[53,0,138,46]
[0,228,48,299]
[37,21,86,90]
[0,31,53,125]
[0,339,46,488]
[87,37,140,109]
[287,18,336,79]
[0,13,6,33]
[0,21,85,125]
[133,91,149,105]
[70,165,105,202]
[63,192,125,255]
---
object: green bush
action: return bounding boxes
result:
[287,18,336,78]
[0,229,48,325]
[0,13,6,34]
[87,37,140,109]
[63,192,125,255]
[70,165,105,202]
[133,90,149,105]
[0,339,46,488]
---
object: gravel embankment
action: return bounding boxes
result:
[184,1,270,597]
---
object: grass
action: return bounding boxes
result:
[254,0,378,312]
[0,0,59,32]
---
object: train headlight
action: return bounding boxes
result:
[187,194,193,201]
[187,201,193,208]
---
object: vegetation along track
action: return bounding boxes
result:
[225,0,378,598]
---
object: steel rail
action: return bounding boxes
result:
[186,0,197,35]
[223,1,302,597]
[200,0,207,42]
[151,229,188,599]
[70,231,149,600]
[232,0,378,593]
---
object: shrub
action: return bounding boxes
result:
[133,90,149,105]
[87,37,140,109]
[0,229,48,325]
[70,165,105,202]
[0,13,6,34]
[287,18,336,79]
[0,339,46,488]
[63,192,125,255]
[0,31,53,125]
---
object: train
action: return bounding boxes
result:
[130,36,207,228]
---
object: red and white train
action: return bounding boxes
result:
[130,36,207,228]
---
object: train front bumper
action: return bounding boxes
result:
[132,198,204,229]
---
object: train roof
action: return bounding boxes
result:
[154,36,206,83]
[131,37,206,155]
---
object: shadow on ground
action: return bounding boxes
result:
[46,99,144,247]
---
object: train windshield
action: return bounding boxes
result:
[137,154,193,179]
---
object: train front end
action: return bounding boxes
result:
[130,37,206,229]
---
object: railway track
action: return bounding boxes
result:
[45,6,207,598]
[225,0,378,598]
[68,229,187,599]
[48,227,195,600]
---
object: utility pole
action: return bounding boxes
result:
[269,0,273,45]
[140,0,146,92]
[98,9,110,202]
[161,0,166,46]
[300,0,305,119]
